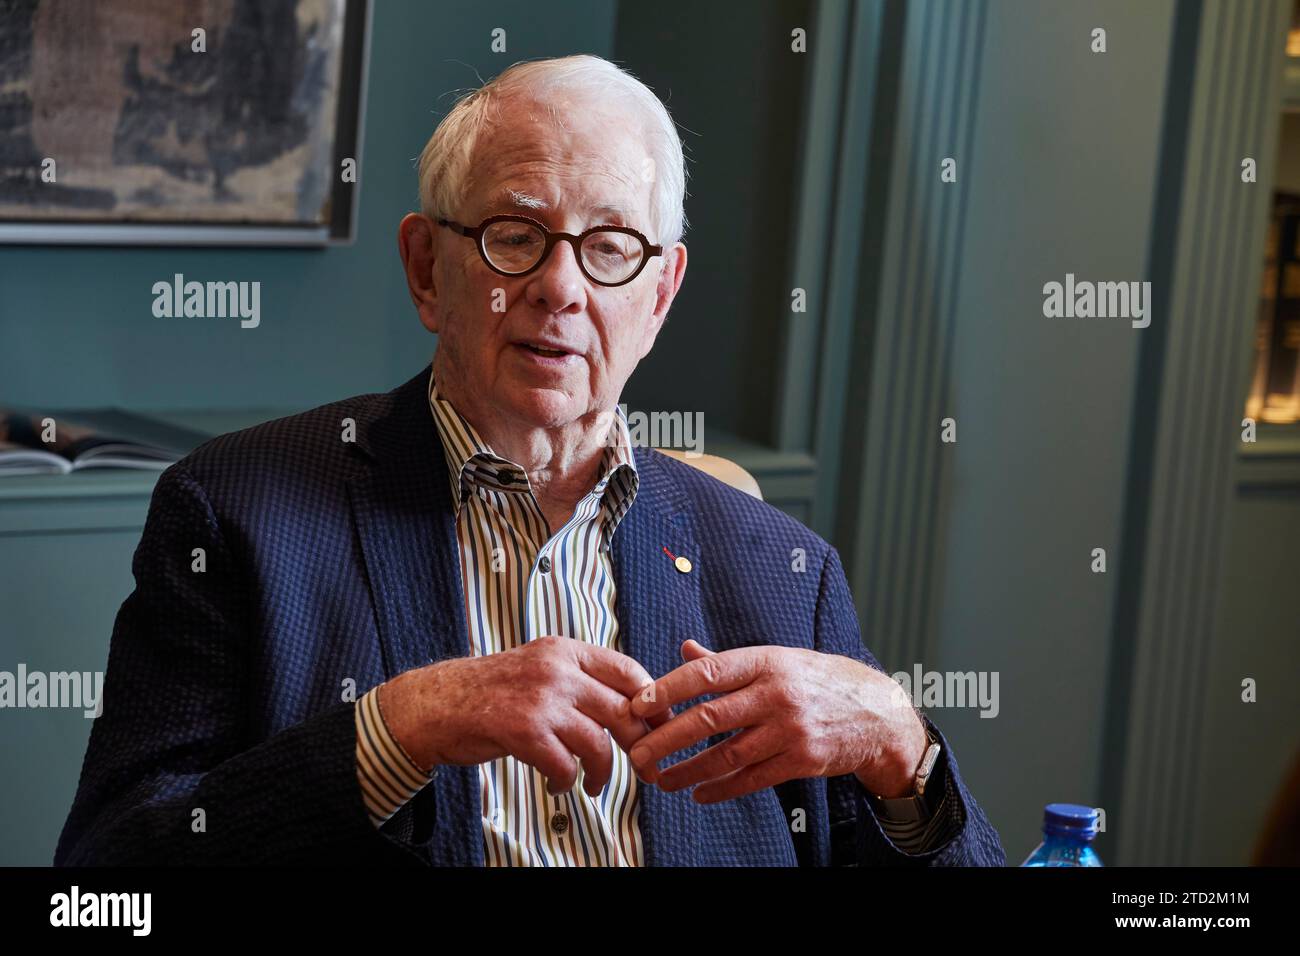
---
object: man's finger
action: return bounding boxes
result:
[680,639,714,661]
[576,642,655,698]
[553,712,614,797]
[628,688,763,781]
[692,753,795,804]
[629,647,764,719]
[521,733,580,795]
[573,679,654,753]
[655,725,783,793]
[632,682,675,725]
[625,638,715,724]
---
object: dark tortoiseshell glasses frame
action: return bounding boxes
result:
[435,214,664,287]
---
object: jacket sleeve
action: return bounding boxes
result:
[812,545,1006,867]
[54,462,424,866]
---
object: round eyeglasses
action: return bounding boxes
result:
[435,214,664,287]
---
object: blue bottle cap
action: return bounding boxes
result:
[1042,803,1100,840]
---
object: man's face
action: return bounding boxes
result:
[413,93,685,431]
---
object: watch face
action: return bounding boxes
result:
[918,740,941,783]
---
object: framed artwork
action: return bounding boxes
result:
[0,0,370,246]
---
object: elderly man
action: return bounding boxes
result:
[56,54,1003,866]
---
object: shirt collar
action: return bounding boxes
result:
[426,365,639,524]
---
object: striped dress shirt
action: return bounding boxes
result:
[356,369,644,865]
[353,369,957,862]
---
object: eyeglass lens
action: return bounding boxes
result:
[482,220,645,283]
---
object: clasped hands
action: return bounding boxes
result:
[379,634,929,804]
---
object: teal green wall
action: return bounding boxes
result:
[614,0,814,447]
[832,0,1300,865]
[927,0,1176,865]
[1,523,142,867]
[1201,471,1300,864]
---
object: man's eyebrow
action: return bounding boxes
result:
[498,188,548,211]
[491,189,634,223]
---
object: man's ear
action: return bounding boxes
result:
[639,242,688,359]
[398,213,441,334]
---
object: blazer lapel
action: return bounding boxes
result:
[613,447,706,867]
[346,369,483,866]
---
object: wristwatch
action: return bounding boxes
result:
[873,726,942,824]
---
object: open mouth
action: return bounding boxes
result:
[517,342,573,358]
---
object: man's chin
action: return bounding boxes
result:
[508,387,586,429]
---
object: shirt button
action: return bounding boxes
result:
[550,811,569,835]
[539,555,551,573]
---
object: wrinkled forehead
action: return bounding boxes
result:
[465,93,655,229]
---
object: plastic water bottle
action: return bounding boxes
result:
[1021,803,1103,866]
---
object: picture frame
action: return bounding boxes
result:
[0,0,371,247]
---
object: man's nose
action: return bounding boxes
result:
[526,238,588,313]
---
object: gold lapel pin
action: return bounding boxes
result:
[662,546,693,574]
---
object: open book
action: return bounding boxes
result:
[0,409,208,477]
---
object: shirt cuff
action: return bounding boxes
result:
[355,684,436,828]
[868,743,963,855]
[874,789,954,854]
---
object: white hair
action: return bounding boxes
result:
[416,54,690,248]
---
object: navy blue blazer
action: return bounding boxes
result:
[55,368,1005,866]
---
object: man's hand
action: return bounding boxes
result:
[626,640,927,803]
[379,635,668,797]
